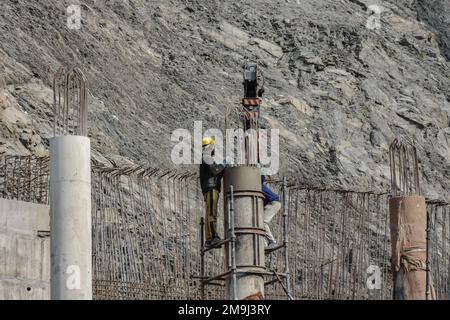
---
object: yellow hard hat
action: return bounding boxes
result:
[202,136,215,147]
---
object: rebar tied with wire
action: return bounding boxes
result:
[53,66,88,137]
[2,154,450,300]
[389,136,421,196]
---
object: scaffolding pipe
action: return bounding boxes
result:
[426,208,431,300]
[200,217,205,300]
[283,177,292,300]
[229,185,237,300]
[50,136,92,299]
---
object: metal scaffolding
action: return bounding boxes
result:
[195,177,292,300]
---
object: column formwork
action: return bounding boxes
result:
[223,166,265,300]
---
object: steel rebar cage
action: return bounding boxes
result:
[53,66,88,137]
[389,136,421,196]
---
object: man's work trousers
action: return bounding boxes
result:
[203,189,220,241]
[264,201,281,243]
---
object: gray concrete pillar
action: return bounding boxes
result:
[224,166,265,300]
[50,136,92,300]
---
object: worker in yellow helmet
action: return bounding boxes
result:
[200,136,227,248]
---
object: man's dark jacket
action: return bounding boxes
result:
[200,150,226,193]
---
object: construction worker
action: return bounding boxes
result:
[200,136,227,248]
[261,175,281,249]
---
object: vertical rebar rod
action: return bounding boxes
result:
[389,137,421,196]
[227,186,232,275]
[229,185,237,301]
[426,207,431,300]
[282,177,292,300]
[53,67,88,137]
[200,217,205,299]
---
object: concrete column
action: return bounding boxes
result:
[224,166,265,300]
[389,195,435,300]
[50,136,92,300]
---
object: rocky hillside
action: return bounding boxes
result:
[0,0,449,200]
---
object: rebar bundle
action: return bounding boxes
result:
[389,136,421,196]
[264,182,393,300]
[91,164,199,299]
[427,201,450,300]
[53,67,88,136]
[0,155,49,204]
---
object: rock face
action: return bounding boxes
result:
[417,0,450,60]
[0,0,449,200]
